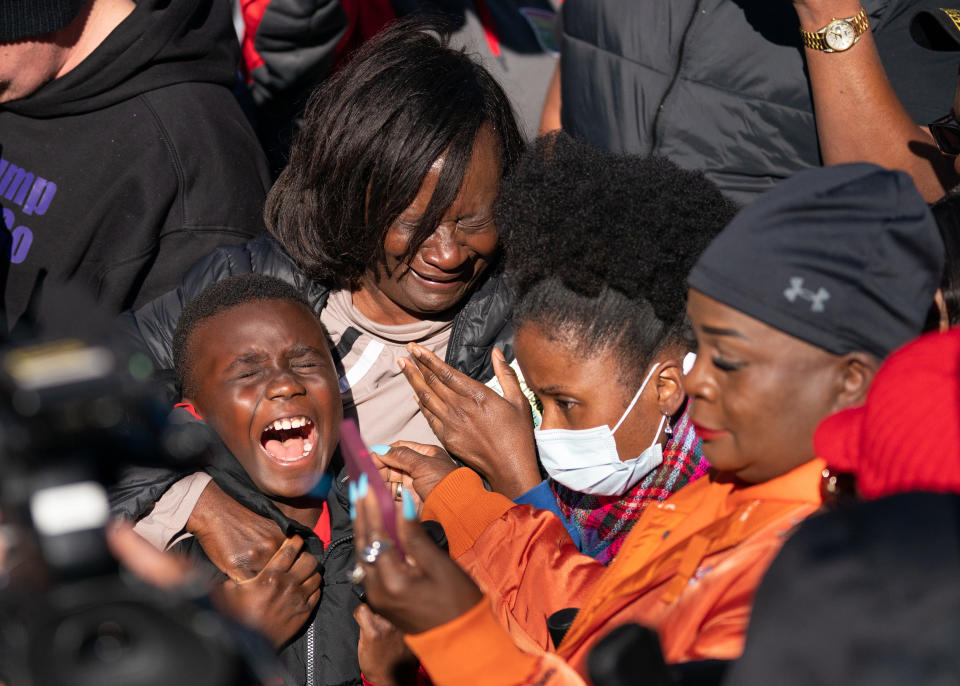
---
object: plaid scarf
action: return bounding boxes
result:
[550,400,708,564]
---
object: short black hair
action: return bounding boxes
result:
[499,133,738,388]
[265,17,524,289]
[173,275,314,398]
[926,191,960,329]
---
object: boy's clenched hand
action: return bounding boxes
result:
[215,534,323,649]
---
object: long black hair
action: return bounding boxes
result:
[499,133,738,388]
[265,18,524,289]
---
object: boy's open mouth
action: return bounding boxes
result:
[260,416,318,463]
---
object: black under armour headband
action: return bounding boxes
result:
[687,163,944,360]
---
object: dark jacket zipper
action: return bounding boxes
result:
[322,534,355,565]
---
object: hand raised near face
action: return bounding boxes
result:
[215,534,322,649]
[187,480,286,580]
[398,344,541,499]
[352,488,483,637]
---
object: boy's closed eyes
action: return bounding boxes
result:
[181,299,342,509]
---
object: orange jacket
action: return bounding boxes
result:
[407,459,826,686]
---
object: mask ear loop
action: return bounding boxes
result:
[648,413,668,449]
[612,363,660,434]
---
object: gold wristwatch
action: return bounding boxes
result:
[800,6,869,53]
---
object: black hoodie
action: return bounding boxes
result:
[0,0,270,331]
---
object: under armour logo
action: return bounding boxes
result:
[783,277,830,312]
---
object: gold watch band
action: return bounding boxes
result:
[800,6,870,52]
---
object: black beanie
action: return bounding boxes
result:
[0,0,89,42]
[687,163,944,360]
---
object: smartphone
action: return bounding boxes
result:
[339,418,402,555]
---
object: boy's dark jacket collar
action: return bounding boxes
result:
[172,411,362,685]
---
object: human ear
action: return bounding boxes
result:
[177,394,206,421]
[655,359,686,418]
[832,352,879,411]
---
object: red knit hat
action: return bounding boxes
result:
[814,329,960,500]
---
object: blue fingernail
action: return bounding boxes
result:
[349,480,357,505]
[350,502,357,520]
[402,489,416,520]
[369,445,391,456]
[357,473,369,498]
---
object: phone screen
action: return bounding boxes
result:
[339,418,402,555]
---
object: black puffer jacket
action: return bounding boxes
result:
[559,0,956,205]
[169,416,361,686]
[112,234,514,518]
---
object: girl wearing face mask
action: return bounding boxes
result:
[393,133,733,564]
[508,291,707,564]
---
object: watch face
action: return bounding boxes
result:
[824,19,856,51]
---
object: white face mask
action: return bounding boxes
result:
[535,363,667,496]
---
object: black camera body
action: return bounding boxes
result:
[0,336,274,686]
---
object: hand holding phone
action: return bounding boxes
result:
[339,419,402,555]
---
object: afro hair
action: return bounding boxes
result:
[172,274,314,398]
[498,132,738,385]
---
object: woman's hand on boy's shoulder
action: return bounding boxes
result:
[214,534,323,650]
[187,480,286,580]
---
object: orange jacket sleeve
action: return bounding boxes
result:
[406,597,589,686]
[422,469,608,650]
[422,468,517,558]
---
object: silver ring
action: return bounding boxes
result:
[362,538,391,564]
[349,563,366,584]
